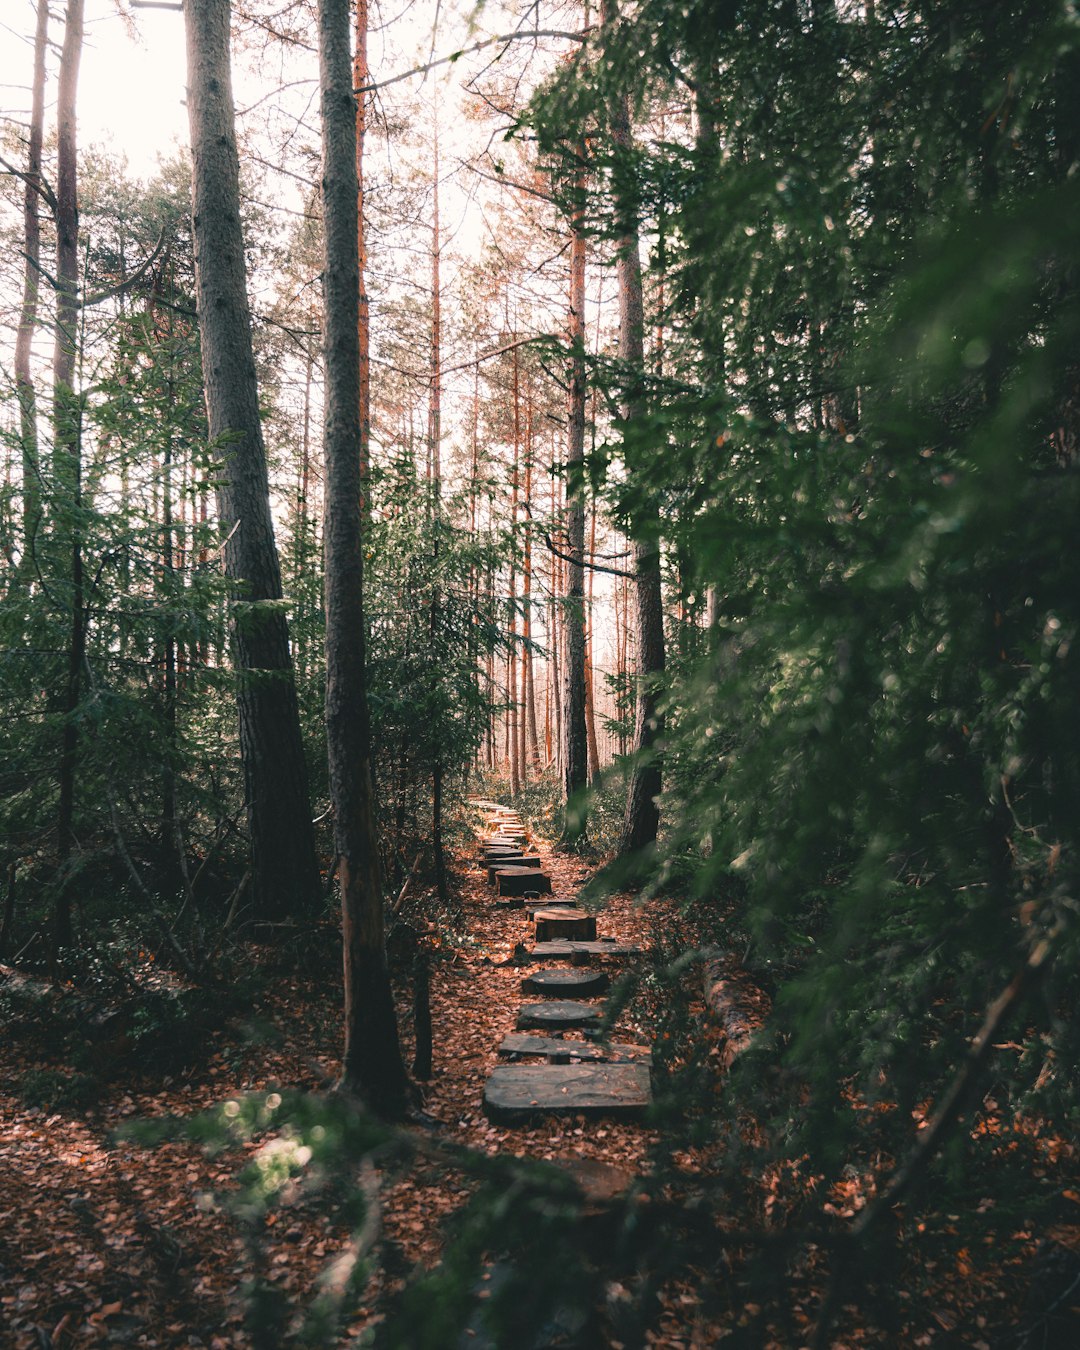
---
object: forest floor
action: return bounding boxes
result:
[1,822,1078,1349]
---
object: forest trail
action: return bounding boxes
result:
[0,811,673,1348]
[470,799,652,1122]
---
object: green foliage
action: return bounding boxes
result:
[526,0,1080,1331]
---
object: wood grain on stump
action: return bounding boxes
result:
[499,1033,651,1063]
[483,1063,651,1121]
[517,999,603,1030]
[496,868,552,897]
[529,939,639,959]
[533,910,596,942]
[521,968,609,997]
[487,857,541,883]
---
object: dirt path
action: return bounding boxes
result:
[0,824,666,1348]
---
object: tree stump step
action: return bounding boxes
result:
[521,968,609,997]
[516,999,603,1030]
[533,909,596,942]
[499,1033,650,1063]
[487,857,541,883]
[529,940,640,960]
[496,868,552,897]
[483,1063,651,1122]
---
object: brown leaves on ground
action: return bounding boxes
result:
[1,823,1078,1348]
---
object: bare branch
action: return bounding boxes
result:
[360,29,587,96]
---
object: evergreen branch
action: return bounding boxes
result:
[0,153,57,215]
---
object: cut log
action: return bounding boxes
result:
[487,857,541,883]
[499,1033,650,1063]
[524,897,579,916]
[522,968,609,997]
[494,896,525,911]
[533,910,596,942]
[483,1063,651,1122]
[529,940,640,960]
[496,868,552,897]
[517,1000,603,1030]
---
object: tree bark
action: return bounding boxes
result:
[560,149,590,845]
[14,0,48,583]
[184,0,319,922]
[604,0,666,857]
[428,128,448,907]
[52,0,85,957]
[318,0,409,1116]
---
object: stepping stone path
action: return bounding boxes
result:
[466,797,653,1123]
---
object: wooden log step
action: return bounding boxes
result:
[486,857,541,883]
[496,868,552,897]
[495,896,525,911]
[498,1033,650,1064]
[524,897,579,916]
[533,909,596,942]
[517,1000,603,1030]
[529,940,641,961]
[521,967,609,997]
[483,1063,651,1122]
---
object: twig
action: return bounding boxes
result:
[359,28,587,96]
[811,923,1064,1349]
[391,852,424,916]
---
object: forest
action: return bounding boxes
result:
[1,0,1079,1345]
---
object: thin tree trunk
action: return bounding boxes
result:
[52,0,86,957]
[605,0,666,857]
[318,0,409,1116]
[523,394,541,770]
[508,430,522,796]
[428,128,448,907]
[584,500,602,784]
[550,454,562,776]
[185,0,319,922]
[15,0,48,582]
[560,146,589,845]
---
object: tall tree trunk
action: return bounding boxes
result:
[508,435,522,796]
[353,0,371,483]
[523,394,541,770]
[560,147,589,845]
[428,129,448,907]
[584,501,602,785]
[185,0,319,923]
[318,0,409,1116]
[604,0,666,857]
[15,0,48,583]
[52,0,85,957]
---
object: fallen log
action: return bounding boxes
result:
[702,953,768,1068]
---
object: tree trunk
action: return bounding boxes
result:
[428,130,448,907]
[14,0,48,583]
[185,0,319,923]
[52,0,85,958]
[584,501,603,785]
[604,0,666,857]
[560,149,590,846]
[318,0,409,1116]
[522,390,541,773]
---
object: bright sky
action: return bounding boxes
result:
[0,0,189,178]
